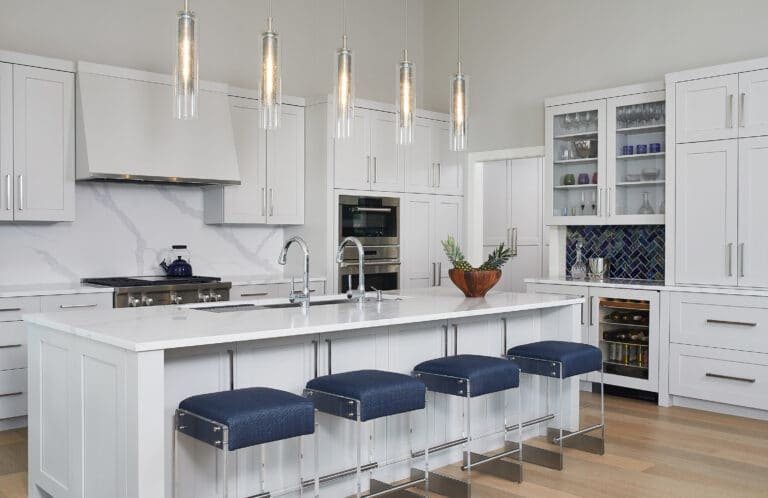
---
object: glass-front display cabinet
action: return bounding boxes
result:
[545,86,666,225]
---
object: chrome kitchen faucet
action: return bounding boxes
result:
[278,236,311,309]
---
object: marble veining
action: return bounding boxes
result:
[0,183,285,285]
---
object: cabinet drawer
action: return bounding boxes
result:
[0,296,40,322]
[231,284,281,301]
[0,322,27,370]
[276,281,326,298]
[671,293,768,353]
[41,293,113,313]
[670,343,768,410]
[0,369,27,419]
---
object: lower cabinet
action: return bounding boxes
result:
[230,281,326,301]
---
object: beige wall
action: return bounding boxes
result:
[0,0,425,106]
[423,0,768,151]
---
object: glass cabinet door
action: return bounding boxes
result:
[545,100,606,225]
[606,91,666,224]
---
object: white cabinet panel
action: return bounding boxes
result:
[0,63,11,222]
[267,104,305,224]
[230,284,281,301]
[404,117,434,193]
[401,195,434,289]
[13,65,74,222]
[738,136,768,287]
[675,141,738,286]
[0,369,27,419]
[434,196,463,286]
[0,321,27,371]
[40,293,112,313]
[738,69,768,138]
[369,110,403,192]
[482,160,509,246]
[333,111,370,191]
[676,75,739,143]
[434,121,463,196]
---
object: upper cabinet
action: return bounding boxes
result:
[204,98,304,225]
[405,117,463,196]
[0,61,74,223]
[334,108,403,192]
[545,83,666,226]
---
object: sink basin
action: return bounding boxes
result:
[194,298,357,313]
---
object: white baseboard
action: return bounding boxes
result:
[671,395,768,421]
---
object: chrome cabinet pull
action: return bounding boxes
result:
[366,156,371,183]
[607,188,611,217]
[739,92,746,127]
[373,157,378,183]
[438,262,442,286]
[269,188,274,216]
[431,262,437,287]
[727,243,734,277]
[706,319,757,327]
[0,392,22,398]
[728,94,735,128]
[0,344,22,349]
[442,324,449,357]
[59,303,98,309]
[261,187,267,216]
[0,308,21,313]
[596,188,602,217]
[227,349,235,391]
[325,339,333,375]
[17,175,22,211]
[437,162,441,188]
[705,372,755,383]
[506,227,511,248]
[452,324,459,356]
[312,340,319,379]
[580,299,585,326]
[4,174,9,210]
[739,243,745,278]
[511,227,518,256]
[501,317,508,356]
[240,292,268,297]
[589,296,594,326]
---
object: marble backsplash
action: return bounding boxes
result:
[0,183,285,285]
[565,225,665,281]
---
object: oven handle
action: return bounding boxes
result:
[340,260,402,267]
[353,207,393,213]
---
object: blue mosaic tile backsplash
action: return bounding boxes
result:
[566,225,665,280]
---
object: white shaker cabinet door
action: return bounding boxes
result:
[738,69,768,138]
[13,65,75,222]
[434,195,464,287]
[675,140,738,286]
[676,75,739,143]
[333,110,370,191]
[738,136,768,288]
[404,117,435,193]
[401,194,434,289]
[369,110,403,192]
[482,160,510,246]
[434,120,464,196]
[266,104,304,225]
[0,63,11,222]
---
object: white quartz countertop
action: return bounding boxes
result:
[525,277,768,297]
[0,282,114,298]
[23,288,583,352]
[223,274,326,286]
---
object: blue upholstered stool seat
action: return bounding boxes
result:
[413,354,520,397]
[178,387,314,451]
[305,370,426,422]
[507,341,602,379]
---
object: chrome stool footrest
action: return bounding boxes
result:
[362,469,428,498]
[548,427,605,454]
[462,441,522,482]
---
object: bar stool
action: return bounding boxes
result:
[173,387,319,498]
[304,369,429,497]
[412,354,523,495]
[506,340,605,470]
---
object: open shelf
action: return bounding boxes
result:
[600,321,649,328]
[615,124,665,134]
[602,339,650,348]
[603,360,649,369]
[615,180,665,187]
[616,152,665,160]
[553,184,598,190]
[553,131,598,140]
[600,300,650,311]
[553,157,598,165]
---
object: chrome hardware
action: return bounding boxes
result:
[432,262,437,287]
[501,317,508,356]
[278,236,311,309]
[59,303,98,309]
[366,156,371,183]
[437,162,442,187]
[141,296,154,306]
[239,292,268,298]
[739,242,745,278]
[443,324,449,357]
[705,372,755,383]
[371,286,383,302]
[337,236,366,304]
[170,293,183,304]
[4,174,9,210]
[198,291,210,303]
[706,319,757,327]
[311,340,319,378]
[0,344,22,349]
[0,392,22,398]
[373,156,378,183]
[269,188,274,216]
[727,243,734,277]
[437,262,442,286]
[740,92,746,127]
[511,227,518,256]
[589,296,594,326]
[596,187,602,217]
[728,94,735,128]
[353,207,392,213]
[261,187,266,216]
[17,175,22,211]
[0,308,21,313]
[128,296,141,307]
[453,324,458,355]
[606,188,611,217]
[227,350,234,391]
[325,339,332,375]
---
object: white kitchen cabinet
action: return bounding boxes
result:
[0,64,75,223]
[401,194,463,289]
[204,100,304,225]
[739,69,768,138]
[334,108,404,192]
[675,140,738,286]
[434,120,463,196]
[405,118,464,196]
[675,74,739,143]
[737,136,768,287]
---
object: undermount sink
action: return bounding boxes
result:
[194,298,358,313]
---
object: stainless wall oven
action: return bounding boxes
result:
[338,195,400,291]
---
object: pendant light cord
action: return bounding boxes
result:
[404,0,408,52]
[457,0,462,67]
[184,0,189,12]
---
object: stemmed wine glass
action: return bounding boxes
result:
[563,113,573,133]
[573,112,581,132]
[583,111,593,132]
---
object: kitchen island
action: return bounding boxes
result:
[24,288,583,498]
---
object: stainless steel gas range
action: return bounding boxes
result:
[82,276,231,308]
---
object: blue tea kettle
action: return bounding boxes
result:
[159,245,193,277]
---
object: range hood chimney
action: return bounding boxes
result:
[76,62,241,185]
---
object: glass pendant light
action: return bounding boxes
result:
[259,0,281,130]
[396,0,414,145]
[449,0,467,151]
[334,0,354,139]
[174,0,198,120]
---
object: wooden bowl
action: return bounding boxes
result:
[448,269,502,298]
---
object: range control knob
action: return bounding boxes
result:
[128,296,141,307]
[198,291,210,303]
[142,296,154,306]
[171,293,183,305]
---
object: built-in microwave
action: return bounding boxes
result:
[338,195,399,246]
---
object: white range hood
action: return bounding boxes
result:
[76,62,241,185]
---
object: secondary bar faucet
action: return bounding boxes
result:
[336,236,366,304]
[278,236,311,309]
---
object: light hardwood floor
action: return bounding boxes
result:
[2,393,766,497]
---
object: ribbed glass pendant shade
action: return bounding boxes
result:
[174,1,198,120]
[450,64,467,151]
[396,53,414,145]
[259,17,281,130]
[334,35,354,139]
